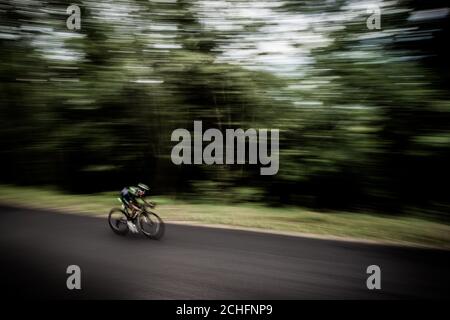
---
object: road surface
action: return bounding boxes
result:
[0,205,448,299]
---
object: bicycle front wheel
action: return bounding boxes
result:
[138,211,165,240]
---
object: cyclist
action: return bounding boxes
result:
[120,183,150,216]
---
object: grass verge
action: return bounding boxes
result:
[0,184,449,249]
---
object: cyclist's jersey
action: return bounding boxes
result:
[120,186,139,205]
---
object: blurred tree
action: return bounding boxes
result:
[0,0,449,217]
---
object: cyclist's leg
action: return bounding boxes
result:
[120,193,133,213]
[129,199,141,219]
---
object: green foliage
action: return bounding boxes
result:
[0,0,449,217]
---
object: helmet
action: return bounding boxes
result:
[137,183,150,195]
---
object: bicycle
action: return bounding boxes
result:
[108,198,165,239]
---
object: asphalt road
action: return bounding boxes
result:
[0,205,449,299]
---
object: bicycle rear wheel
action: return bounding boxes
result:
[108,208,129,235]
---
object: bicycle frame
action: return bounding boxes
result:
[117,197,153,220]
